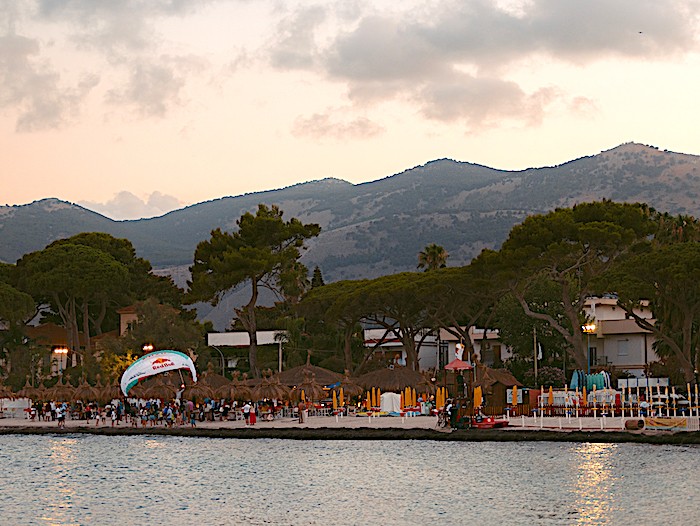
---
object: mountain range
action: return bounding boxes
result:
[2,142,700,329]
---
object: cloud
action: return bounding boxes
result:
[0,32,99,131]
[79,191,184,220]
[292,111,384,140]
[1,0,217,130]
[269,0,700,128]
[105,55,206,117]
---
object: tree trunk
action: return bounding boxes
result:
[402,332,418,371]
[240,278,260,378]
[343,326,353,373]
[82,300,92,354]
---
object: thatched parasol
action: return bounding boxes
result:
[338,371,364,398]
[276,355,343,387]
[71,378,100,402]
[0,378,15,399]
[17,376,48,400]
[226,371,253,401]
[293,371,326,401]
[142,375,179,400]
[183,382,214,402]
[100,379,124,403]
[252,373,290,401]
[45,377,76,402]
[198,363,232,399]
[357,366,433,393]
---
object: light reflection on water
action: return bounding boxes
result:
[0,435,697,526]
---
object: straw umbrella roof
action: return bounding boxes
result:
[226,372,253,401]
[140,375,180,401]
[17,377,48,400]
[71,378,101,402]
[0,378,15,399]
[276,357,343,387]
[338,372,364,398]
[295,371,326,401]
[45,377,76,402]
[100,379,124,403]
[183,382,214,402]
[198,363,231,398]
[357,366,434,393]
[252,374,290,401]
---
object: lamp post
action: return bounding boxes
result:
[210,345,226,376]
[142,343,154,354]
[581,324,596,376]
[54,347,69,378]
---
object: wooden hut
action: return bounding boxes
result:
[474,365,523,416]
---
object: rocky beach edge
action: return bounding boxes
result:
[1,422,698,445]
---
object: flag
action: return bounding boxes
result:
[537,343,543,361]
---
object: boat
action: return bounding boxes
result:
[471,416,509,429]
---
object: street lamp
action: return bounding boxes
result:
[142,343,154,353]
[210,345,226,376]
[581,324,596,376]
[53,347,69,378]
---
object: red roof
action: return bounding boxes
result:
[444,358,473,371]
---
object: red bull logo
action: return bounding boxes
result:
[151,357,175,370]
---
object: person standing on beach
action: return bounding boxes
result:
[242,401,251,426]
[56,403,65,428]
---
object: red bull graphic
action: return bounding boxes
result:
[151,357,175,370]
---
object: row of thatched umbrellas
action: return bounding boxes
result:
[1,362,437,404]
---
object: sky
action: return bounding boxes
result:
[2,0,700,220]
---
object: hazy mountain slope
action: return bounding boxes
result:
[3,143,700,285]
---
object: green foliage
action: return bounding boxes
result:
[496,201,654,370]
[417,243,448,271]
[188,204,320,376]
[311,266,325,288]
[610,241,700,382]
[0,282,35,327]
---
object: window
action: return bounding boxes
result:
[439,342,449,369]
[617,339,630,358]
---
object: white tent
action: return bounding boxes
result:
[380,392,402,414]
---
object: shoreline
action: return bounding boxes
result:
[1,418,698,444]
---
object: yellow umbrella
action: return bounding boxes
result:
[474,386,483,409]
[371,387,377,408]
[412,388,417,407]
[301,389,306,403]
[582,386,587,407]
[377,388,382,408]
[400,391,405,409]
[548,386,554,406]
[512,385,518,409]
[339,387,344,407]
[332,390,338,410]
[365,391,371,410]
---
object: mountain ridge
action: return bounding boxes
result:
[3,142,700,285]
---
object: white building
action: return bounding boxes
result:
[582,296,657,378]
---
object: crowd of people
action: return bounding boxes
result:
[26,397,287,428]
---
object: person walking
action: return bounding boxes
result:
[242,401,251,426]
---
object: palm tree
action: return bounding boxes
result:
[417,243,448,271]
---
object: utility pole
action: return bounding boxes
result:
[533,327,538,384]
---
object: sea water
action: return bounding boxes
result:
[0,435,697,525]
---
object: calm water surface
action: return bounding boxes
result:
[0,435,697,525]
